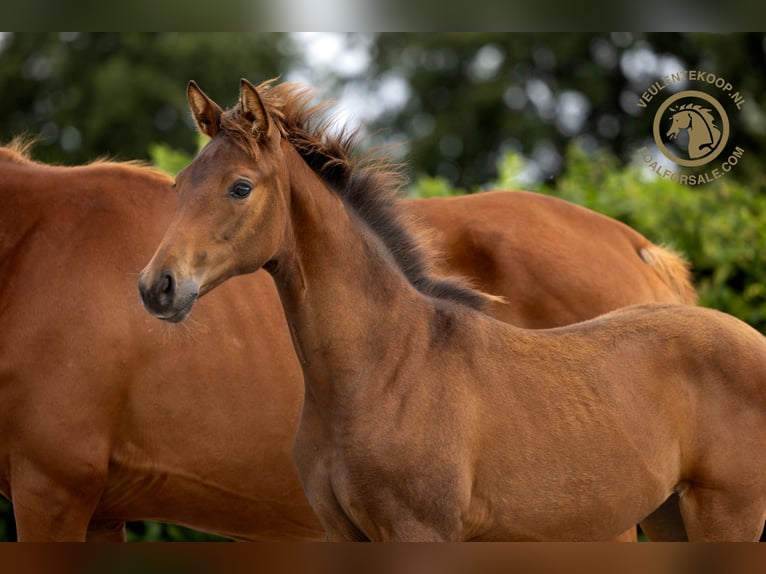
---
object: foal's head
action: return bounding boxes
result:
[139,79,489,322]
[139,79,291,322]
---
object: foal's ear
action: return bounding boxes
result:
[187,81,222,138]
[239,78,272,138]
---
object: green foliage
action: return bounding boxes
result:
[149,141,197,177]
[408,174,467,198]
[0,33,295,166]
[4,33,764,189]
[126,522,230,542]
[367,33,766,188]
[0,498,15,540]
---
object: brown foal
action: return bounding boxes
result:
[138,79,764,541]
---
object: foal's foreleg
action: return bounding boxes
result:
[316,499,451,541]
[680,487,765,542]
[386,521,452,541]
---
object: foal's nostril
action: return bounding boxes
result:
[138,268,184,317]
[139,267,198,321]
[160,270,175,295]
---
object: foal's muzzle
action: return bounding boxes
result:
[138,268,199,323]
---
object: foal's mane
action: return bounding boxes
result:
[220,80,490,312]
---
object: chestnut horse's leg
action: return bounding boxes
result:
[639,493,687,541]
[612,527,639,542]
[679,487,765,541]
[10,462,107,542]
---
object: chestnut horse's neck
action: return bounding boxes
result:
[269,144,445,405]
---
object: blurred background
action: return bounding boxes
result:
[1,32,765,541]
[2,33,764,187]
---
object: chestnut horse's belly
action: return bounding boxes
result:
[90,274,324,541]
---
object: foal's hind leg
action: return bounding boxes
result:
[679,486,765,541]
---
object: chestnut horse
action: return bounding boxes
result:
[139,78,766,541]
[0,129,692,543]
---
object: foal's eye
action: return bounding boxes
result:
[230,181,252,199]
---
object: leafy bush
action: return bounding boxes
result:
[149,134,206,176]
[126,522,229,542]
[148,142,195,177]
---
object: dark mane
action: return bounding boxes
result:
[219,80,490,312]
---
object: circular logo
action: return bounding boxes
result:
[653,90,729,167]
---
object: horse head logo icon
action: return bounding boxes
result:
[653,90,730,168]
[666,103,721,160]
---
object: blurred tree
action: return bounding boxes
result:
[2,33,763,186]
[362,32,766,188]
[0,33,297,164]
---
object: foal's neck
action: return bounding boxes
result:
[270,145,427,401]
